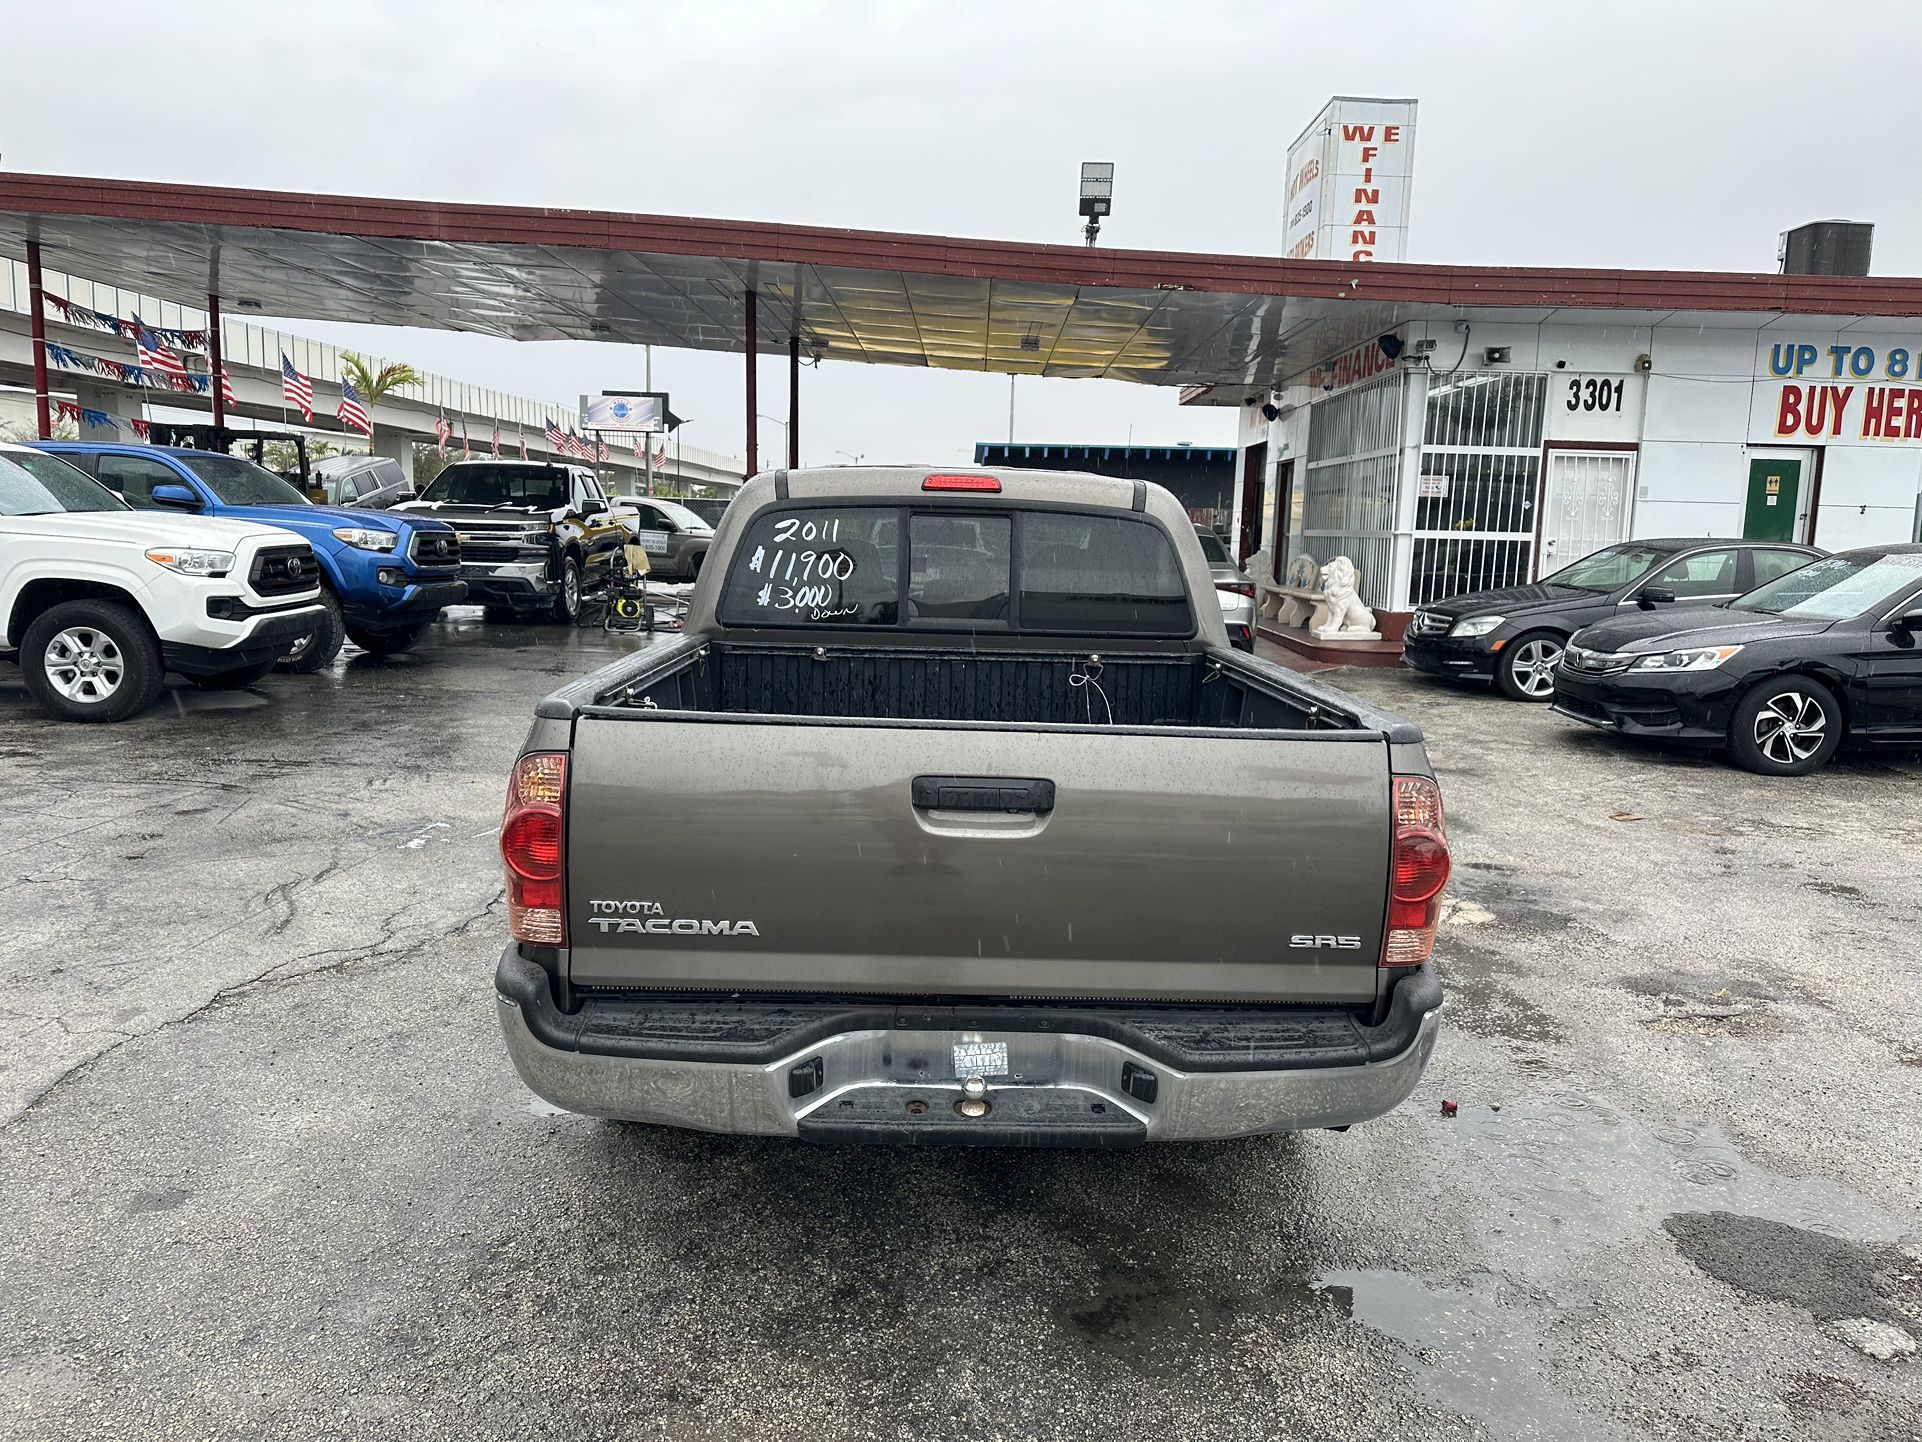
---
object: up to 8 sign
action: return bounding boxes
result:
[1566,377,1627,413]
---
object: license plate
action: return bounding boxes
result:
[951,1040,1009,1078]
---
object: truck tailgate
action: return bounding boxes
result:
[565,717,1391,1002]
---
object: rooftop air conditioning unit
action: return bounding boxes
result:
[1778,221,1873,277]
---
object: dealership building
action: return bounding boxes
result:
[1215,298,1922,632]
[1207,98,1922,636]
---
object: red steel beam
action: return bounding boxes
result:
[26,238,50,439]
[744,289,758,479]
[207,289,224,427]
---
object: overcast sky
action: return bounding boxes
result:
[10,0,1922,467]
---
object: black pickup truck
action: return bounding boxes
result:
[395,461,631,622]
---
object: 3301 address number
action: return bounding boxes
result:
[1566,377,1627,413]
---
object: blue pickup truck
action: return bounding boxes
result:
[40,443,464,671]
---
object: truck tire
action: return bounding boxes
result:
[277,591,345,674]
[188,658,277,690]
[688,549,706,580]
[1495,630,1564,702]
[346,621,430,655]
[550,555,582,624]
[1728,675,1843,776]
[20,599,165,723]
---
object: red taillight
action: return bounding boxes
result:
[503,752,566,945]
[1217,581,1256,598]
[1383,775,1450,967]
[922,473,1001,492]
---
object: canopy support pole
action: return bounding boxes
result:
[207,290,225,427]
[27,240,51,440]
[744,288,758,478]
[788,335,800,469]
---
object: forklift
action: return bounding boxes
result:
[147,423,319,500]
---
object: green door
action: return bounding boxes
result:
[1744,458,1801,542]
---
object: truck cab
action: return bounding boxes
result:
[38,443,463,672]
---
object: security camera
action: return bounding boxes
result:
[1322,377,1336,393]
[1260,401,1282,422]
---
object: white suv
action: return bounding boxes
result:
[0,443,325,722]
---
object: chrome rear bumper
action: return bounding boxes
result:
[496,986,1441,1145]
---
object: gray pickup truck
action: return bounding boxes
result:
[495,466,1450,1147]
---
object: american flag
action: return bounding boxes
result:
[135,323,187,381]
[219,366,239,412]
[281,355,314,421]
[597,438,609,463]
[655,445,668,469]
[491,422,501,458]
[461,415,471,458]
[435,411,452,456]
[544,417,566,451]
[566,427,585,458]
[337,377,372,436]
[632,434,644,458]
[518,428,529,461]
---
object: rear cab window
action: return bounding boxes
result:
[715,504,1194,636]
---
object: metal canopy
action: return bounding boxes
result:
[7,172,1922,393]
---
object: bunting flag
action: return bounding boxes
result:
[281,355,314,421]
[219,366,239,412]
[42,341,208,392]
[51,400,123,432]
[130,418,151,442]
[491,421,501,458]
[434,411,452,457]
[43,295,206,351]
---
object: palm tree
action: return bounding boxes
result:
[338,354,425,447]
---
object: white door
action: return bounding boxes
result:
[1539,450,1636,577]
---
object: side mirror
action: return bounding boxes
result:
[1637,585,1677,610]
[656,517,680,534]
[580,497,608,517]
[1894,607,1922,632]
[151,483,201,510]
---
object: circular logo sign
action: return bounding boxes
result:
[287,557,304,578]
[611,401,632,420]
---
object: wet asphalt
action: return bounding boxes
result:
[0,612,1918,1441]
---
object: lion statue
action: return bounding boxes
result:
[1312,556,1378,639]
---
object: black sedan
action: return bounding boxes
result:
[1403,538,1823,700]
[1552,545,1922,775]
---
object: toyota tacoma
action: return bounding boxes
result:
[494,466,1450,1146]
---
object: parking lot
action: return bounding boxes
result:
[2,615,1918,1442]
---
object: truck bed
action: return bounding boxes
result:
[545,636,1385,732]
[532,637,1417,1006]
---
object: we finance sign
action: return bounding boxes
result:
[1765,341,1922,442]
[1281,97,1418,263]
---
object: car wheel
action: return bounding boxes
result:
[550,555,583,624]
[188,658,278,690]
[1495,631,1564,702]
[21,600,165,723]
[346,621,430,654]
[688,550,705,580]
[1728,676,1843,776]
[276,591,345,674]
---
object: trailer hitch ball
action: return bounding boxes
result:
[955,1097,990,1119]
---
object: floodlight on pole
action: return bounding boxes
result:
[1079,162,1114,247]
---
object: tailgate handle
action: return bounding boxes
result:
[911,776,1056,814]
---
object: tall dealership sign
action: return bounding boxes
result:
[1282,97,1418,263]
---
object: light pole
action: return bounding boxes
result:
[1079,161,1114,247]
[835,449,865,466]
[757,413,789,472]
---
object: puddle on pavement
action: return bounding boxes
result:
[1315,1269,1636,1442]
